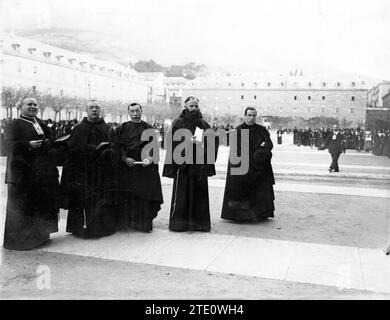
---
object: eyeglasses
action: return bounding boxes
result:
[27,103,37,106]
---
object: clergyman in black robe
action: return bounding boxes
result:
[276,129,283,144]
[221,107,275,222]
[60,100,116,238]
[162,96,218,232]
[115,103,163,232]
[324,125,345,173]
[3,97,59,250]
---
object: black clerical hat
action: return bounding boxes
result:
[252,149,269,171]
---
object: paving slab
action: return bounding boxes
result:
[206,237,297,280]
[38,228,390,294]
[285,242,364,290]
[94,230,181,264]
[144,232,236,270]
[359,248,390,293]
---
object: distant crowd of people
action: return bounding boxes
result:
[285,127,390,158]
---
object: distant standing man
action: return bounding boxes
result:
[276,128,283,145]
[325,125,345,173]
[3,97,60,250]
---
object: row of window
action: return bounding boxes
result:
[238,82,357,87]
[193,81,361,88]
[6,42,130,79]
[12,61,130,92]
[28,85,141,101]
[240,95,356,101]
[257,106,356,114]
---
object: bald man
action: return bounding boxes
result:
[3,97,60,250]
[60,100,117,238]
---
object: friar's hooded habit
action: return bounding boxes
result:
[163,108,218,231]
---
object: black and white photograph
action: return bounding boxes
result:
[1,0,390,303]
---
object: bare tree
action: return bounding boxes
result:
[1,86,32,119]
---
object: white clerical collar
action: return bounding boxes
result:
[130,119,141,123]
[21,115,36,121]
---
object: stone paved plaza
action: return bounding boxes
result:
[1,132,390,299]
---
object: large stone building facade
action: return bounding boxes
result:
[183,75,369,126]
[366,81,390,129]
[0,32,149,120]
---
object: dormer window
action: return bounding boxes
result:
[322,82,326,87]
[308,82,312,87]
[90,64,96,70]
[68,58,76,64]
[352,82,356,87]
[241,83,245,87]
[108,68,114,73]
[99,66,106,72]
[56,55,63,61]
[43,52,52,58]
[336,82,341,87]
[79,61,87,67]
[11,43,21,52]
[28,48,37,55]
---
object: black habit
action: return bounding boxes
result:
[162,109,217,232]
[60,117,116,238]
[221,123,275,222]
[325,132,345,172]
[114,120,163,232]
[3,116,60,250]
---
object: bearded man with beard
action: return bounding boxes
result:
[163,97,218,232]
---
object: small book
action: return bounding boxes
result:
[133,158,151,165]
[96,141,110,151]
[54,134,71,143]
[194,127,204,142]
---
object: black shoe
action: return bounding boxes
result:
[334,169,339,172]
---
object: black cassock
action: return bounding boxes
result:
[221,123,275,222]
[114,120,163,232]
[277,130,282,144]
[383,134,390,157]
[163,110,217,232]
[60,118,116,238]
[3,116,60,250]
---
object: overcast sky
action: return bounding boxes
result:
[1,0,390,79]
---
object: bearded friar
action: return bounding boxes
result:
[162,96,218,232]
[3,97,60,250]
[60,100,117,238]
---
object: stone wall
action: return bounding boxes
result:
[183,88,367,126]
